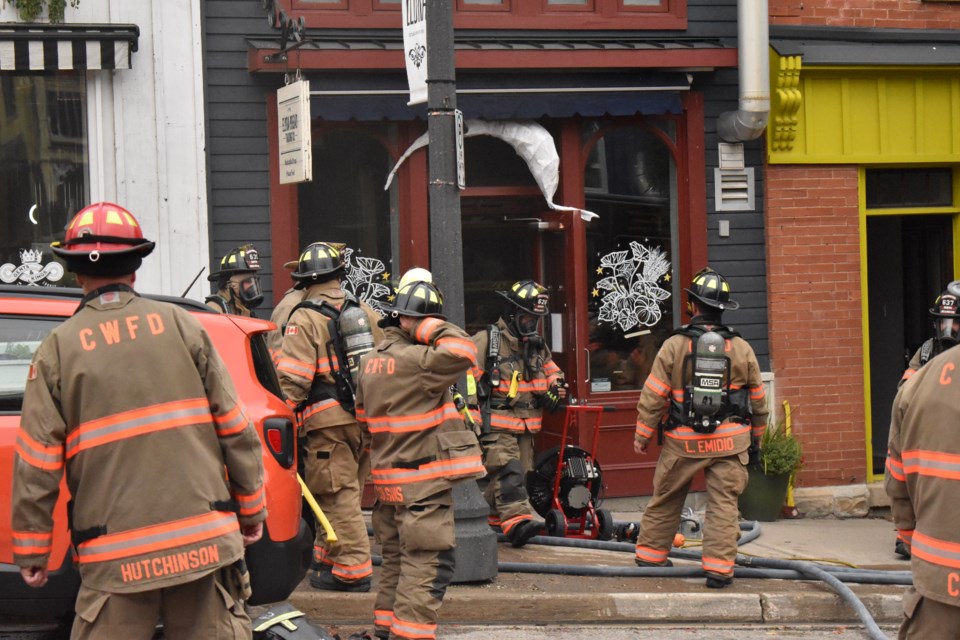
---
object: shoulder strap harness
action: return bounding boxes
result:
[288,296,358,415]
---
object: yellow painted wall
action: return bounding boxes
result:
[768,54,960,164]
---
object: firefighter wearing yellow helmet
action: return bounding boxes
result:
[468,280,566,547]
[276,242,384,592]
[632,267,767,589]
[206,244,264,316]
[12,203,265,638]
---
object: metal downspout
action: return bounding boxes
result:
[717,0,771,142]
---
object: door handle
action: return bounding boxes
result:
[584,348,591,384]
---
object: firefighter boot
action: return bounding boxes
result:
[705,575,734,589]
[310,570,372,593]
[894,539,912,560]
[508,518,544,548]
[635,558,673,568]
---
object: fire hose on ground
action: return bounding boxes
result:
[361,520,907,640]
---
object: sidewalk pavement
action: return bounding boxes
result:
[288,506,911,634]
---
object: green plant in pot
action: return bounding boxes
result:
[738,419,803,522]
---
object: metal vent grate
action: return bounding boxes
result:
[714,167,755,212]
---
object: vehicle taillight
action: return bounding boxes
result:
[262,417,295,468]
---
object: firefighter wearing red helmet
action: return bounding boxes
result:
[12,203,265,638]
[355,278,484,640]
[206,244,264,316]
[633,267,768,589]
[468,280,567,548]
[277,242,383,592]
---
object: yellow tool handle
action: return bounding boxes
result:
[507,370,520,399]
[297,474,338,544]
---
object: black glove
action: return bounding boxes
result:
[748,437,762,467]
[541,384,563,413]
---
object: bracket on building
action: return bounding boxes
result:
[262,0,307,63]
[770,55,803,152]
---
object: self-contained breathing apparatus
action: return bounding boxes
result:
[663,324,751,439]
[288,294,374,416]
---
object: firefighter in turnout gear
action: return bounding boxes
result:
[355,279,485,640]
[206,244,264,316]
[899,282,960,388]
[633,267,767,589]
[277,242,383,592]
[886,343,960,638]
[468,280,566,547]
[11,203,265,639]
[268,259,307,366]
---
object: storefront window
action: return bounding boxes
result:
[0,75,87,287]
[583,123,676,393]
[298,127,397,313]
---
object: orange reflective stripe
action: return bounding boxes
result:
[77,511,238,564]
[644,374,670,398]
[543,361,561,376]
[635,422,656,439]
[436,336,478,364]
[751,425,765,437]
[15,429,64,471]
[235,486,265,516]
[901,449,960,480]
[276,357,315,380]
[500,514,533,535]
[371,456,485,485]
[415,317,443,343]
[635,545,668,563]
[315,356,337,375]
[911,531,960,570]
[490,413,541,432]
[885,453,906,482]
[702,556,735,575]
[214,403,250,437]
[331,558,373,580]
[313,546,331,566]
[899,530,914,542]
[12,530,53,555]
[65,398,212,459]
[749,386,765,400]
[665,423,750,441]
[497,379,549,393]
[902,368,916,381]
[374,610,394,628]
[365,404,461,434]
[302,398,341,421]
[391,616,437,640]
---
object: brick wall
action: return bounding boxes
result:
[770,0,960,28]
[765,165,867,486]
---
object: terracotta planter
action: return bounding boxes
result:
[738,466,792,522]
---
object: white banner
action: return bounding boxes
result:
[277,79,312,184]
[401,0,428,106]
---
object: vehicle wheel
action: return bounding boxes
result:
[545,509,567,537]
[595,508,614,541]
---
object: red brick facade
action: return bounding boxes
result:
[771,0,960,28]
[765,165,866,486]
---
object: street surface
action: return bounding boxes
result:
[410,624,897,639]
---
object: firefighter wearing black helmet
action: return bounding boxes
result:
[633,267,768,589]
[206,244,264,316]
[277,242,383,592]
[12,203,264,638]
[468,280,566,548]
[355,279,484,640]
[899,282,960,388]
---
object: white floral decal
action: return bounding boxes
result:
[594,241,671,331]
[340,247,391,315]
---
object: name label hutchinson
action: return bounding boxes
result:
[120,544,220,583]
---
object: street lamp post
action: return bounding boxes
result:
[425,0,497,583]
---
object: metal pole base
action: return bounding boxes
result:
[451,480,498,583]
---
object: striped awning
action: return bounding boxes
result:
[0,23,139,72]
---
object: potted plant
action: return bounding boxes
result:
[738,418,803,522]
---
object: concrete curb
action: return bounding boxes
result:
[290,590,903,626]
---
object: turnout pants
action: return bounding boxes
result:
[372,491,456,640]
[635,450,748,578]
[899,587,960,639]
[305,423,372,584]
[71,566,249,640]
[480,430,538,535]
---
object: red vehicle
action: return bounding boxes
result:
[0,285,311,619]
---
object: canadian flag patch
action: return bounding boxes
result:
[99,292,120,305]
[285,325,299,336]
